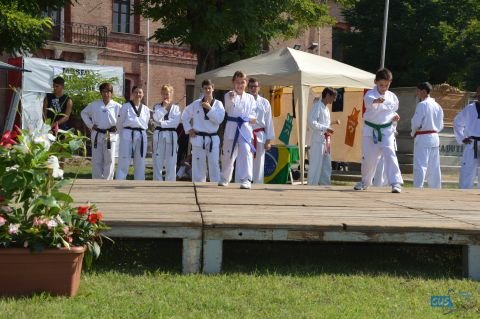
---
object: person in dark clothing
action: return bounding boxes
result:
[43,76,73,130]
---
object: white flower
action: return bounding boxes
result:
[55,215,65,226]
[6,165,19,172]
[46,219,58,229]
[46,156,64,179]
[8,223,20,234]
[1,206,12,213]
[13,143,30,154]
[32,124,56,149]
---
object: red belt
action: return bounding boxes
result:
[324,133,331,154]
[414,130,437,137]
[253,128,265,158]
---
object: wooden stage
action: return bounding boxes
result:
[70,180,480,279]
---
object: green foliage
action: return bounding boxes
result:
[341,0,480,90]
[137,0,335,72]
[0,0,74,55]
[61,69,125,117]
[0,125,109,264]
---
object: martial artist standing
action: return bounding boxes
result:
[116,86,150,180]
[81,82,121,180]
[453,84,480,189]
[354,68,403,193]
[218,71,257,189]
[240,78,275,184]
[411,82,444,188]
[152,84,181,181]
[307,88,337,185]
[182,79,225,182]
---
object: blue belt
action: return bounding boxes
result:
[226,115,256,158]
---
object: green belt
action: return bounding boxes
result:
[364,120,392,144]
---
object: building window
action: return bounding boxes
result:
[185,80,195,106]
[113,0,134,33]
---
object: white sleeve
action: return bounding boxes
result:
[160,105,181,128]
[80,102,94,129]
[411,102,425,136]
[207,100,225,125]
[181,103,194,133]
[453,109,467,144]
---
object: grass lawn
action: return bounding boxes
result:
[1,240,479,318]
[2,162,478,318]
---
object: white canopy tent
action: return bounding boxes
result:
[195,47,375,183]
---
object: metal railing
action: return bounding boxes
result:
[51,22,107,47]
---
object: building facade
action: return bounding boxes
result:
[38,1,197,107]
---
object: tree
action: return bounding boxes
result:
[0,0,73,55]
[137,0,336,73]
[341,0,480,90]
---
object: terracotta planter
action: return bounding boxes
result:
[0,246,85,297]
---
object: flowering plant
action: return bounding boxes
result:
[0,124,109,267]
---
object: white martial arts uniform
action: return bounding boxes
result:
[152,103,181,181]
[219,91,256,188]
[453,102,480,189]
[411,96,444,188]
[182,98,225,182]
[361,88,403,187]
[235,96,275,184]
[116,101,150,180]
[81,99,121,180]
[307,99,332,185]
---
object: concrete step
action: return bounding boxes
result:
[399,163,460,175]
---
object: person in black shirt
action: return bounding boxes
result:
[43,76,73,130]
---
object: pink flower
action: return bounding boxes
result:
[8,223,20,234]
[33,217,46,226]
[46,219,58,229]
[0,216,5,226]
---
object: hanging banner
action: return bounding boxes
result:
[278,113,293,145]
[344,107,361,147]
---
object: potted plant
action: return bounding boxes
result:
[0,124,109,297]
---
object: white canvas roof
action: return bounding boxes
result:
[196,47,375,183]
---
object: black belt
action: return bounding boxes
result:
[94,127,117,150]
[125,127,146,158]
[155,127,177,156]
[195,132,218,152]
[469,136,480,158]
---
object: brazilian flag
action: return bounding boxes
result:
[264,145,299,184]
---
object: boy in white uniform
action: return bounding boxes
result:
[307,88,337,185]
[182,79,225,182]
[354,68,403,193]
[218,71,257,189]
[152,84,181,181]
[453,85,480,189]
[81,82,121,180]
[116,86,151,180]
[411,82,444,188]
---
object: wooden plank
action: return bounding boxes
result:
[105,226,201,239]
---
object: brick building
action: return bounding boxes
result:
[25,1,196,108]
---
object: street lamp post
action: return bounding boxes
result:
[380,0,390,68]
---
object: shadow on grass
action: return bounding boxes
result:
[87,239,463,279]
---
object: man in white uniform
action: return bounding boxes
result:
[354,68,403,193]
[218,71,256,189]
[152,84,181,181]
[81,83,121,180]
[411,82,444,188]
[182,79,225,182]
[235,78,275,184]
[453,85,480,189]
[116,86,151,180]
[307,88,337,185]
